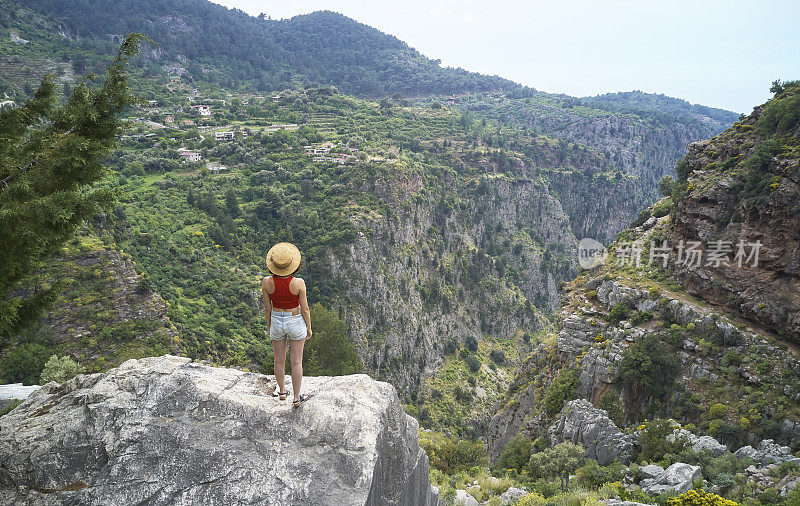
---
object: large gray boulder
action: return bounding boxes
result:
[548,399,636,465]
[734,439,800,467]
[0,355,439,506]
[669,428,727,457]
[499,486,528,503]
[641,463,701,496]
[453,489,478,506]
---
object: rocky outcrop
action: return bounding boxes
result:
[669,88,800,344]
[0,355,438,506]
[548,399,636,465]
[640,463,701,495]
[734,439,800,467]
[669,429,727,457]
[453,489,478,506]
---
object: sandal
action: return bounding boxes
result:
[272,390,288,401]
[292,393,311,408]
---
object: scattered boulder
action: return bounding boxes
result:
[454,489,478,506]
[669,428,727,457]
[641,463,701,495]
[500,486,528,503]
[549,399,636,465]
[0,355,439,505]
[639,464,664,480]
[778,475,800,497]
[734,439,800,466]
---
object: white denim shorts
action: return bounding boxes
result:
[270,311,307,341]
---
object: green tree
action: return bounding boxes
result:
[419,432,488,474]
[303,302,362,376]
[0,342,51,385]
[494,435,532,473]
[619,334,680,399]
[527,442,585,490]
[40,355,85,384]
[638,419,688,463]
[544,368,580,415]
[658,175,676,197]
[0,34,152,339]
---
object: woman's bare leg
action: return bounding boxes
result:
[289,338,306,402]
[272,338,287,394]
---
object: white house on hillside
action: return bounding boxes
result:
[192,105,211,116]
[179,151,202,163]
[214,131,235,141]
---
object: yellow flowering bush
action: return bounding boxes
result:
[666,489,739,506]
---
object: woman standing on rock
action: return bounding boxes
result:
[262,242,312,407]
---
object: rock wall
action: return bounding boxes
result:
[671,111,800,343]
[330,175,578,394]
[0,355,438,506]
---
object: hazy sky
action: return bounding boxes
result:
[209,0,799,113]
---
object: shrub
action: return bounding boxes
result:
[666,489,739,506]
[708,403,729,420]
[638,419,688,463]
[651,200,673,218]
[721,350,741,367]
[608,302,630,324]
[544,368,580,415]
[465,336,479,352]
[516,493,547,506]
[620,335,680,399]
[629,311,653,325]
[0,343,51,385]
[758,81,800,135]
[576,459,625,489]
[489,349,505,365]
[466,355,481,373]
[659,176,676,197]
[419,432,488,474]
[494,435,532,474]
[443,339,459,355]
[40,355,84,384]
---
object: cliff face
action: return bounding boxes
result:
[487,83,800,458]
[329,174,576,393]
[670,88,800,343]
[0,355,438,506]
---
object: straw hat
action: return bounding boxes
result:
[266,242,301,276]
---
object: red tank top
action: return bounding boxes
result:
[270,275,300,309]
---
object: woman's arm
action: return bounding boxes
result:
[297,279,312,340]
[261,277,272,331]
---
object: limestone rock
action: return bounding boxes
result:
[639,464,664,480]
[641,463,701,495]
[669,428,727,457]
[0,355,438,506]
[500,486,528,503]
[548,399,636,465]
[454,489,478,506]
[735,439,800,467]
